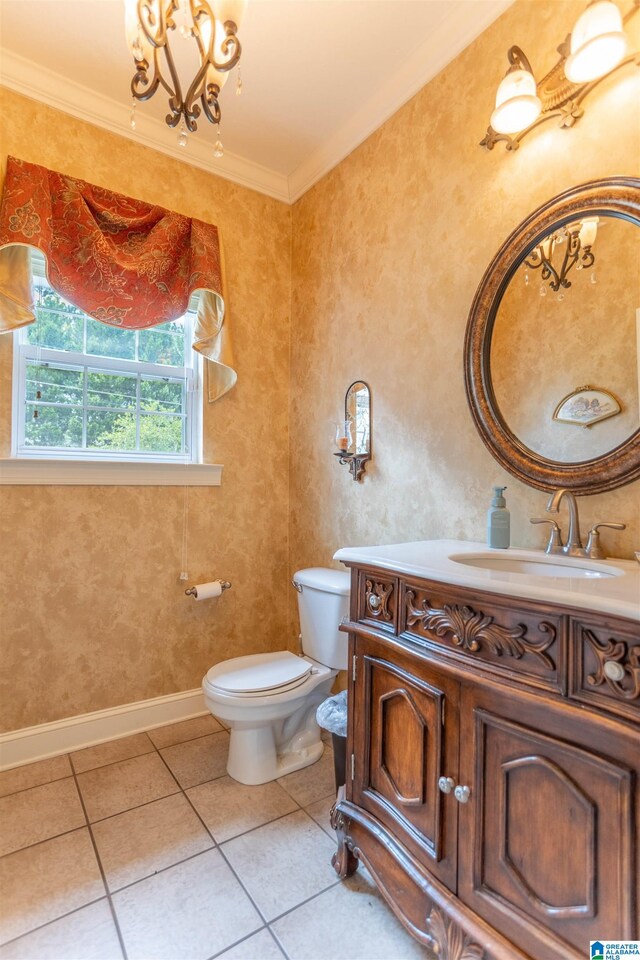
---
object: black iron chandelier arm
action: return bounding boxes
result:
[136,0,173,49]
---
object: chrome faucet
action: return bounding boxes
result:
[546,488,584,557]
[540,488,626,559]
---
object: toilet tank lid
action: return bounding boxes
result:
[293,567,350,596]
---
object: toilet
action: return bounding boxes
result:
[202,567,350,785]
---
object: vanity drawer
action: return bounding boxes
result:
[569,616,640,725]
[356,569,398,633]
[399,579,565,693]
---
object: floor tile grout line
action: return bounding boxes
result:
[216,805,330,851]
[0,788,335,876]
[68,761,130,960]
[69,734,156,776]
[0,821,90,862]
[1,723,341,956]
[266,924,291,960]
[83,785,184,827]
[265,875,342,927]
[107,845,217,896]
[205,922,269,960]
[0,767,74,801]
[0,895,109,951]
[148,724,226,751]
[206,922,290,960]
[154,743,275,929]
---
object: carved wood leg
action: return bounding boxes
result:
[330,794,359,878]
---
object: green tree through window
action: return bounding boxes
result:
[15,254,199,460]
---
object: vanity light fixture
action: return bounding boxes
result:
[490,48,542,135]
[124,0,246,158]
[481,0,639,151]
[524,217,599,296]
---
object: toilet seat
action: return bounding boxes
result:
[206,651,313,699]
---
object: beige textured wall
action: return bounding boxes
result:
[289,0,640,603]
[0,88,292,731]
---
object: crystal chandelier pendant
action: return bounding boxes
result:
[540,285,547,297]
[213,126,224,158]
[177,124,189,148]
[590,271,597,284]
[524,270,529,286]
[129,99,137,131]
[236,70,243,96]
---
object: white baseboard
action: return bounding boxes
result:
[0,688,208,771]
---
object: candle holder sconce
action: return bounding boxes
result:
[332,381,371,481]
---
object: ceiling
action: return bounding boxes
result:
[0,0,512,202]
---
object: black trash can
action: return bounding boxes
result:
[316,690,348,791]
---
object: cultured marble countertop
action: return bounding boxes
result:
[333,539,640,623]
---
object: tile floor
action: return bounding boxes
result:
[0,716,432,960]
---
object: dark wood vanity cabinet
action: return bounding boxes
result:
[332,565,640,960]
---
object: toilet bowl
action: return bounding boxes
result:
[202,568,350,785]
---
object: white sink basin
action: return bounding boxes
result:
[449,552,623,579]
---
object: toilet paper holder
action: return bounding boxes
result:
[185,580,232,597]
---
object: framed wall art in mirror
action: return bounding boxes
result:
[464,176,640,494]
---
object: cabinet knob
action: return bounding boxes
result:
[603,659,626,682]
[438,776,455,794]
[454,784,471,803]
[368,594,381,610]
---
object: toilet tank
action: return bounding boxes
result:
[293,567,350,670]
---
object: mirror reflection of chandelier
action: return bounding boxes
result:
[123,0,247,158]
[524,217,599,298]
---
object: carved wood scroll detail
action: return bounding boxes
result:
[405,591,556,670]
[583,629,640,701]
[425,905,485,960]
[365,579,393,621]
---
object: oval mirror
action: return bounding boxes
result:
[465,177,640,494]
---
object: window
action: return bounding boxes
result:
[12,252,201,463]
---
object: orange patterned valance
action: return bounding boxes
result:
[0,156,236,400]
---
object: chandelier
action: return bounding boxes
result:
[124,0,247,157]
[523,218,599,298]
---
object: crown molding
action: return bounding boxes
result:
[1,0,512,206]
[287,0,514,203]
[0,48,290,203]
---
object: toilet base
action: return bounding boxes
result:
[226,716,326,785]
[203,661,336,786]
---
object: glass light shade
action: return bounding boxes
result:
[490,68,542,134]
[333,420,353,454]
[565,0,626,83]
[200,17,230,90]
[212,0,247,29]
[579,216,599,247]
[123,0,153,61]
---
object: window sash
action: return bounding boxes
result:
[13,297,201,463]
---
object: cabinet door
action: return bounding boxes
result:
[351,634,459,891]
[458,683,637,959]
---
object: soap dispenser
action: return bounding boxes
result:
[487,486,510,549]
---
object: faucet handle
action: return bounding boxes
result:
[530,518,564,555]
[585,522,626,560]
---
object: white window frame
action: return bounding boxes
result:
[11,262,203,467]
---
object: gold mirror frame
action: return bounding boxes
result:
[464,177,640,495]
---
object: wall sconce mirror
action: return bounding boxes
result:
[333,381,371,481]
[481,0,639,152]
